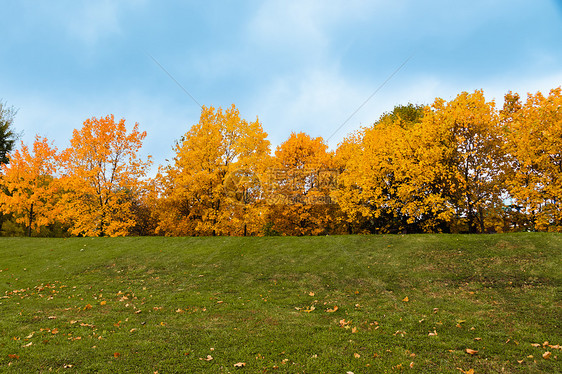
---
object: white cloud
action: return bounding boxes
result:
[23,0,146,45]
[247,0,384,52]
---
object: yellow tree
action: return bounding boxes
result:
[59,115,151,237]
[158,104,271,236]
[267,132,340,235]
[0,136,60,236]
[504,87,562,231]
[411,91,506,233]
[334,104,452,233]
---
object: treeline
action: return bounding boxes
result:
[0,88,561,237]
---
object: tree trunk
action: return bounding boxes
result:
[28,203,34,237]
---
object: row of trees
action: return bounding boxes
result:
[0,87,561,236]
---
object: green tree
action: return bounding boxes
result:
[0,100,19,165]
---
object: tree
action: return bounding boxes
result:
[0,136,60,236]
[504,87,562,231]
[334,104,450,233]
[59,115,151,237]
[425,91,506,233]
[158,104,271,236]
[0,100,18,165]
[267,132,340,235]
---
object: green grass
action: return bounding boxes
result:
[0,234,561,373]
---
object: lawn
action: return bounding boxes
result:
[0,234,560,373]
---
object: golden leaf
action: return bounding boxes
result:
[465,348,478,355]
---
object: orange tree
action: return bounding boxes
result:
[59,115,151,237]
[158,104,270,236]
[267,132,340,235]
[0,136,60,236]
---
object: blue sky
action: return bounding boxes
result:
[2,0,562,172]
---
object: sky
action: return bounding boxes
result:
[1,0,562,173]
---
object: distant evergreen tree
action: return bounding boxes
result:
[0,100,18,165]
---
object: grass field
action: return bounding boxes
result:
[0,234,560,373]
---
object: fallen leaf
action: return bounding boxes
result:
[542,351,552,360]
[234,362,246,368]
[410,362,414,369]
[517,359,524,364]
[48,316,57,319]
[51,328,59,335]
[428,330,438,336]
[465,348,478,355]
[308,292,315,296]
[25,332,35,339]
[22,342,32,347]
[402,296,409,302]
[352,327,358,333]
[474,337,482,341]
[326,306,338,313]
[113,352,121,358]
[201,355,213,361]
[531,343,541,347]
[100,301,107,306]
[354,353,361,358]
[8,354,20,360]
[83,304,92,310]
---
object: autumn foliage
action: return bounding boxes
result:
[1,89,561,236]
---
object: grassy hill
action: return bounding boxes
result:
[0,234,561,373]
